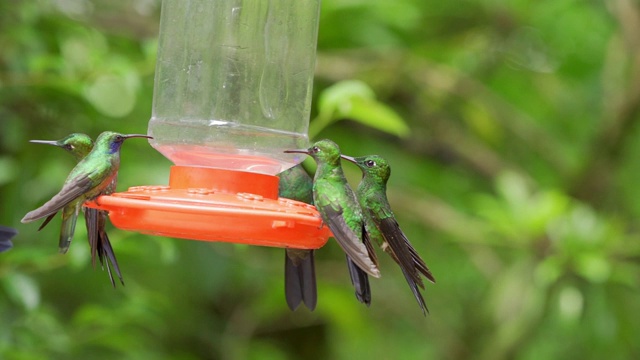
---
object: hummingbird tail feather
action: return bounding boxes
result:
[100,227,124,286]
[58,204,79,254]
[284,251,303,311]
[346,256,371,306]
[380,217,435,285]
[284,250,317,311]
[100,244,117,288]
[300,250,317,311]
[85,207,100,268]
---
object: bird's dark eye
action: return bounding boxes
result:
[64,144,73,150]
[115,135,124,142]
[365,160,376,167]
[311,146,320,153]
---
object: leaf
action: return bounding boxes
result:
[318,80,375,113]
[310,80,410,137]
[343,97,410,137]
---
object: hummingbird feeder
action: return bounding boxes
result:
[86,0,330,249]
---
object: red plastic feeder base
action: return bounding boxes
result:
[84,166,331,249]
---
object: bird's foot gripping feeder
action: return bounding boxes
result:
[85,166,330,249]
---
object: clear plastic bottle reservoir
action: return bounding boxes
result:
[148,0,320,175]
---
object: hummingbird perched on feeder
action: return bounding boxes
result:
[22,131,151,285]
[278,164,317,311]
[30,133,95,252]
[285,140,380,306]
[29,132,129,287]
[0,226,18,252]
[342,154,436,315]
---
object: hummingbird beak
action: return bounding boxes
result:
[29,140,60,146]
[340,155,357,164]
[122,134,153,140]
[284,149,310,155]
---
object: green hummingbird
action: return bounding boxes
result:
[30,133,94,161]
[285,140,380,306]
[0,226,18,252]
[278,164,317,311]
[30,133,94,251]
[22,131,151,225]
[22,132,150,280]
[342,154,435,314]
[30,132,125,286]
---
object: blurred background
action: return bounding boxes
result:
[2,0,640,359]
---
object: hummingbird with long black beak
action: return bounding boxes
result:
[30,133,94,161]
[22,131,151,224]
[278,164,317,311]
[0,226,18,252]
[285,140,380,306]
[30,132,126,286]
[22,132,151,284]
[342,154,435,315]
[30,133,94,251]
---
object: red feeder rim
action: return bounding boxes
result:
[84,166,331,249]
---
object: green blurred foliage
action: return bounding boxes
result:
[2,0,640,359]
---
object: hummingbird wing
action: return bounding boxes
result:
[343,226,375,306]
[318,203,380,278]
[374,218,430,314]
[398,263,429,315]
[37,214,56,231]
[284,249,317,311]
[21,174,95,223]
[362,224,379,267]
[378,217,435,284]
[341,225,377,306]
[0,225,17,252]
[407,239,435,283]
